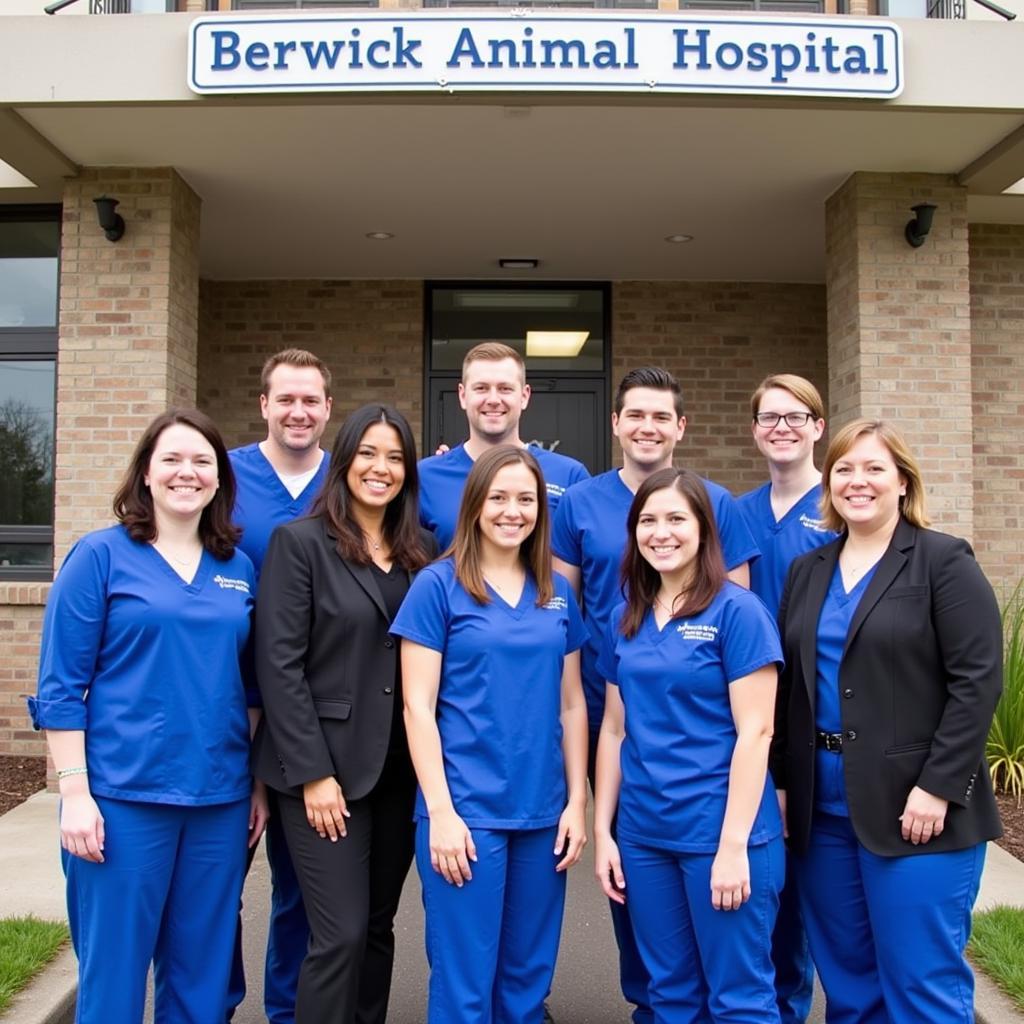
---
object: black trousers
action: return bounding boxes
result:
[274,753,417,1024]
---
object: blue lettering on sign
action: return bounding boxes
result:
[447,26,638,70]
[672,27,888,84]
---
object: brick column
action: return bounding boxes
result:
[55,167,201,563]
[824,172,973,537]
[969,223,1024,595]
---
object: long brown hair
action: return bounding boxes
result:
[113,408,241,560]
[449,445,553,606]
[310,404,430,571]
[619,468,727,638]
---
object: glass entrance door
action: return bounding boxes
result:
[426,284,610,474]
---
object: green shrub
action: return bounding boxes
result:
[989,583,1024,803]
[0,916,69,1014]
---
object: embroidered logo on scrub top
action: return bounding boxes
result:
[546,482,567,499]
[799,513,831,533]
[543,596,569,611]
[675,623,718,642]
[213,574,252,594]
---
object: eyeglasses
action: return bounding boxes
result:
[754,412,815,429]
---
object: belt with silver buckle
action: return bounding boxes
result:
[816,730,844,753]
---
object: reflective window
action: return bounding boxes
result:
[0,207,59,580]
[431,287,606,373]
[0,220,59,328]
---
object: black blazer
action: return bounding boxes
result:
[771,518,1003,858]
[251,516,437,800]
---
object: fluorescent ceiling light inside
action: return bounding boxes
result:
[526,331,590,358]
[0,160,36,189]
[455,291,580,310]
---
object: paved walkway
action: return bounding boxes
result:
[2,791,1021,1023]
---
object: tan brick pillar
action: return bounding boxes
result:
[824,172,972,537]
[54,168,201,564]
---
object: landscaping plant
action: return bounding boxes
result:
[989,581,1024,804]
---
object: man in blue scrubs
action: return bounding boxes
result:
[227,348,333,1024]
[737,373,835,1024]
[552,366,759,1024]
[418,342,590,548]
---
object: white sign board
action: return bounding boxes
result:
[188,12,903,100]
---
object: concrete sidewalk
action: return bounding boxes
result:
[1,790,1021,1023]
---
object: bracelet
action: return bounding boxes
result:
[57,766,88,779]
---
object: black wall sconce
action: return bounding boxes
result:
[905,203,937,248]
[93,195,125,242]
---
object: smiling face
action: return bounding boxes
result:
[635,485,701,588]
[612,387,686,473]
[476,460,539,558]
[145,423,219,527]
[752,386,824,469]
[458,357,530,446]
[260,363,332,456]
[345,421,406,519]
[828,433,906,537]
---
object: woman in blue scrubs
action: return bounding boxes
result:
[28,409,264,1024]
[393,444,589,1024]
[772,419,1003,1024]
[594,467,784,1024]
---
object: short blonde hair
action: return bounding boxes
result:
[260,348,332,399]
[462,342,526,386]
[750,374,825,421]
[820,419,930,533]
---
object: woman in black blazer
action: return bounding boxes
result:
[771,418,1002,1024]
[252,403,435,1024]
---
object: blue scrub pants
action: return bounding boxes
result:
[416,822,567,1024]
[771,856,815,1024]
[226,801,310,1023]
[795,812,985,1024]
[589,727,654,1024]
[64,795,249,1024]
[619,834,784,1024]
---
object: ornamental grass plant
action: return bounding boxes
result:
[989,582,1024,804]
[0,916,68,1013]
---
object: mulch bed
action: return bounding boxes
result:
[996,792,1024,863]
[0,755,47,817]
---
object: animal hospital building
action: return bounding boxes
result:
[1,0,1023,758]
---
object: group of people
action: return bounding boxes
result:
[29,342,1004,1024]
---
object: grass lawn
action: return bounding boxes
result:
[970,905,1024,1012]
[0,916,69,1014]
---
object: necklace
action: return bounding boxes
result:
[363,531,383,551]
[654,593,677,615]
[152,541,201,566]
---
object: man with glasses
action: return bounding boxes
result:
[738,373,836,1024]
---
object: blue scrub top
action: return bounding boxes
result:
[597,583,783,854]
[391,558,588,829]
[737,482,838,618]
[417,443,590,550]
[813,562,877,817]
[28,525,255,807]
[230,442,330,578]
[552,469,760,730]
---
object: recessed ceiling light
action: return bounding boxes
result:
[526,331,590,358]
[499,258,539,270]
[665,234,694,244]
[366,231,394,240]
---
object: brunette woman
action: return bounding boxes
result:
[772,419,1002,1023]
[594,467,784,1024]
[251,403,435,1024]
[392,445,589,1024]
[29,408,263,1023]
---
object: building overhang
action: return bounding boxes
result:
[2,10,1023,281]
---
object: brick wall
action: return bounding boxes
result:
[197,280,425,450]
[825,172,973,536]
[612,281,829,495]
[0,589,47,757]
[970,223,1024,597]
[55,168,201,564]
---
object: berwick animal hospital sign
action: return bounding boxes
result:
[188,12,903,99]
